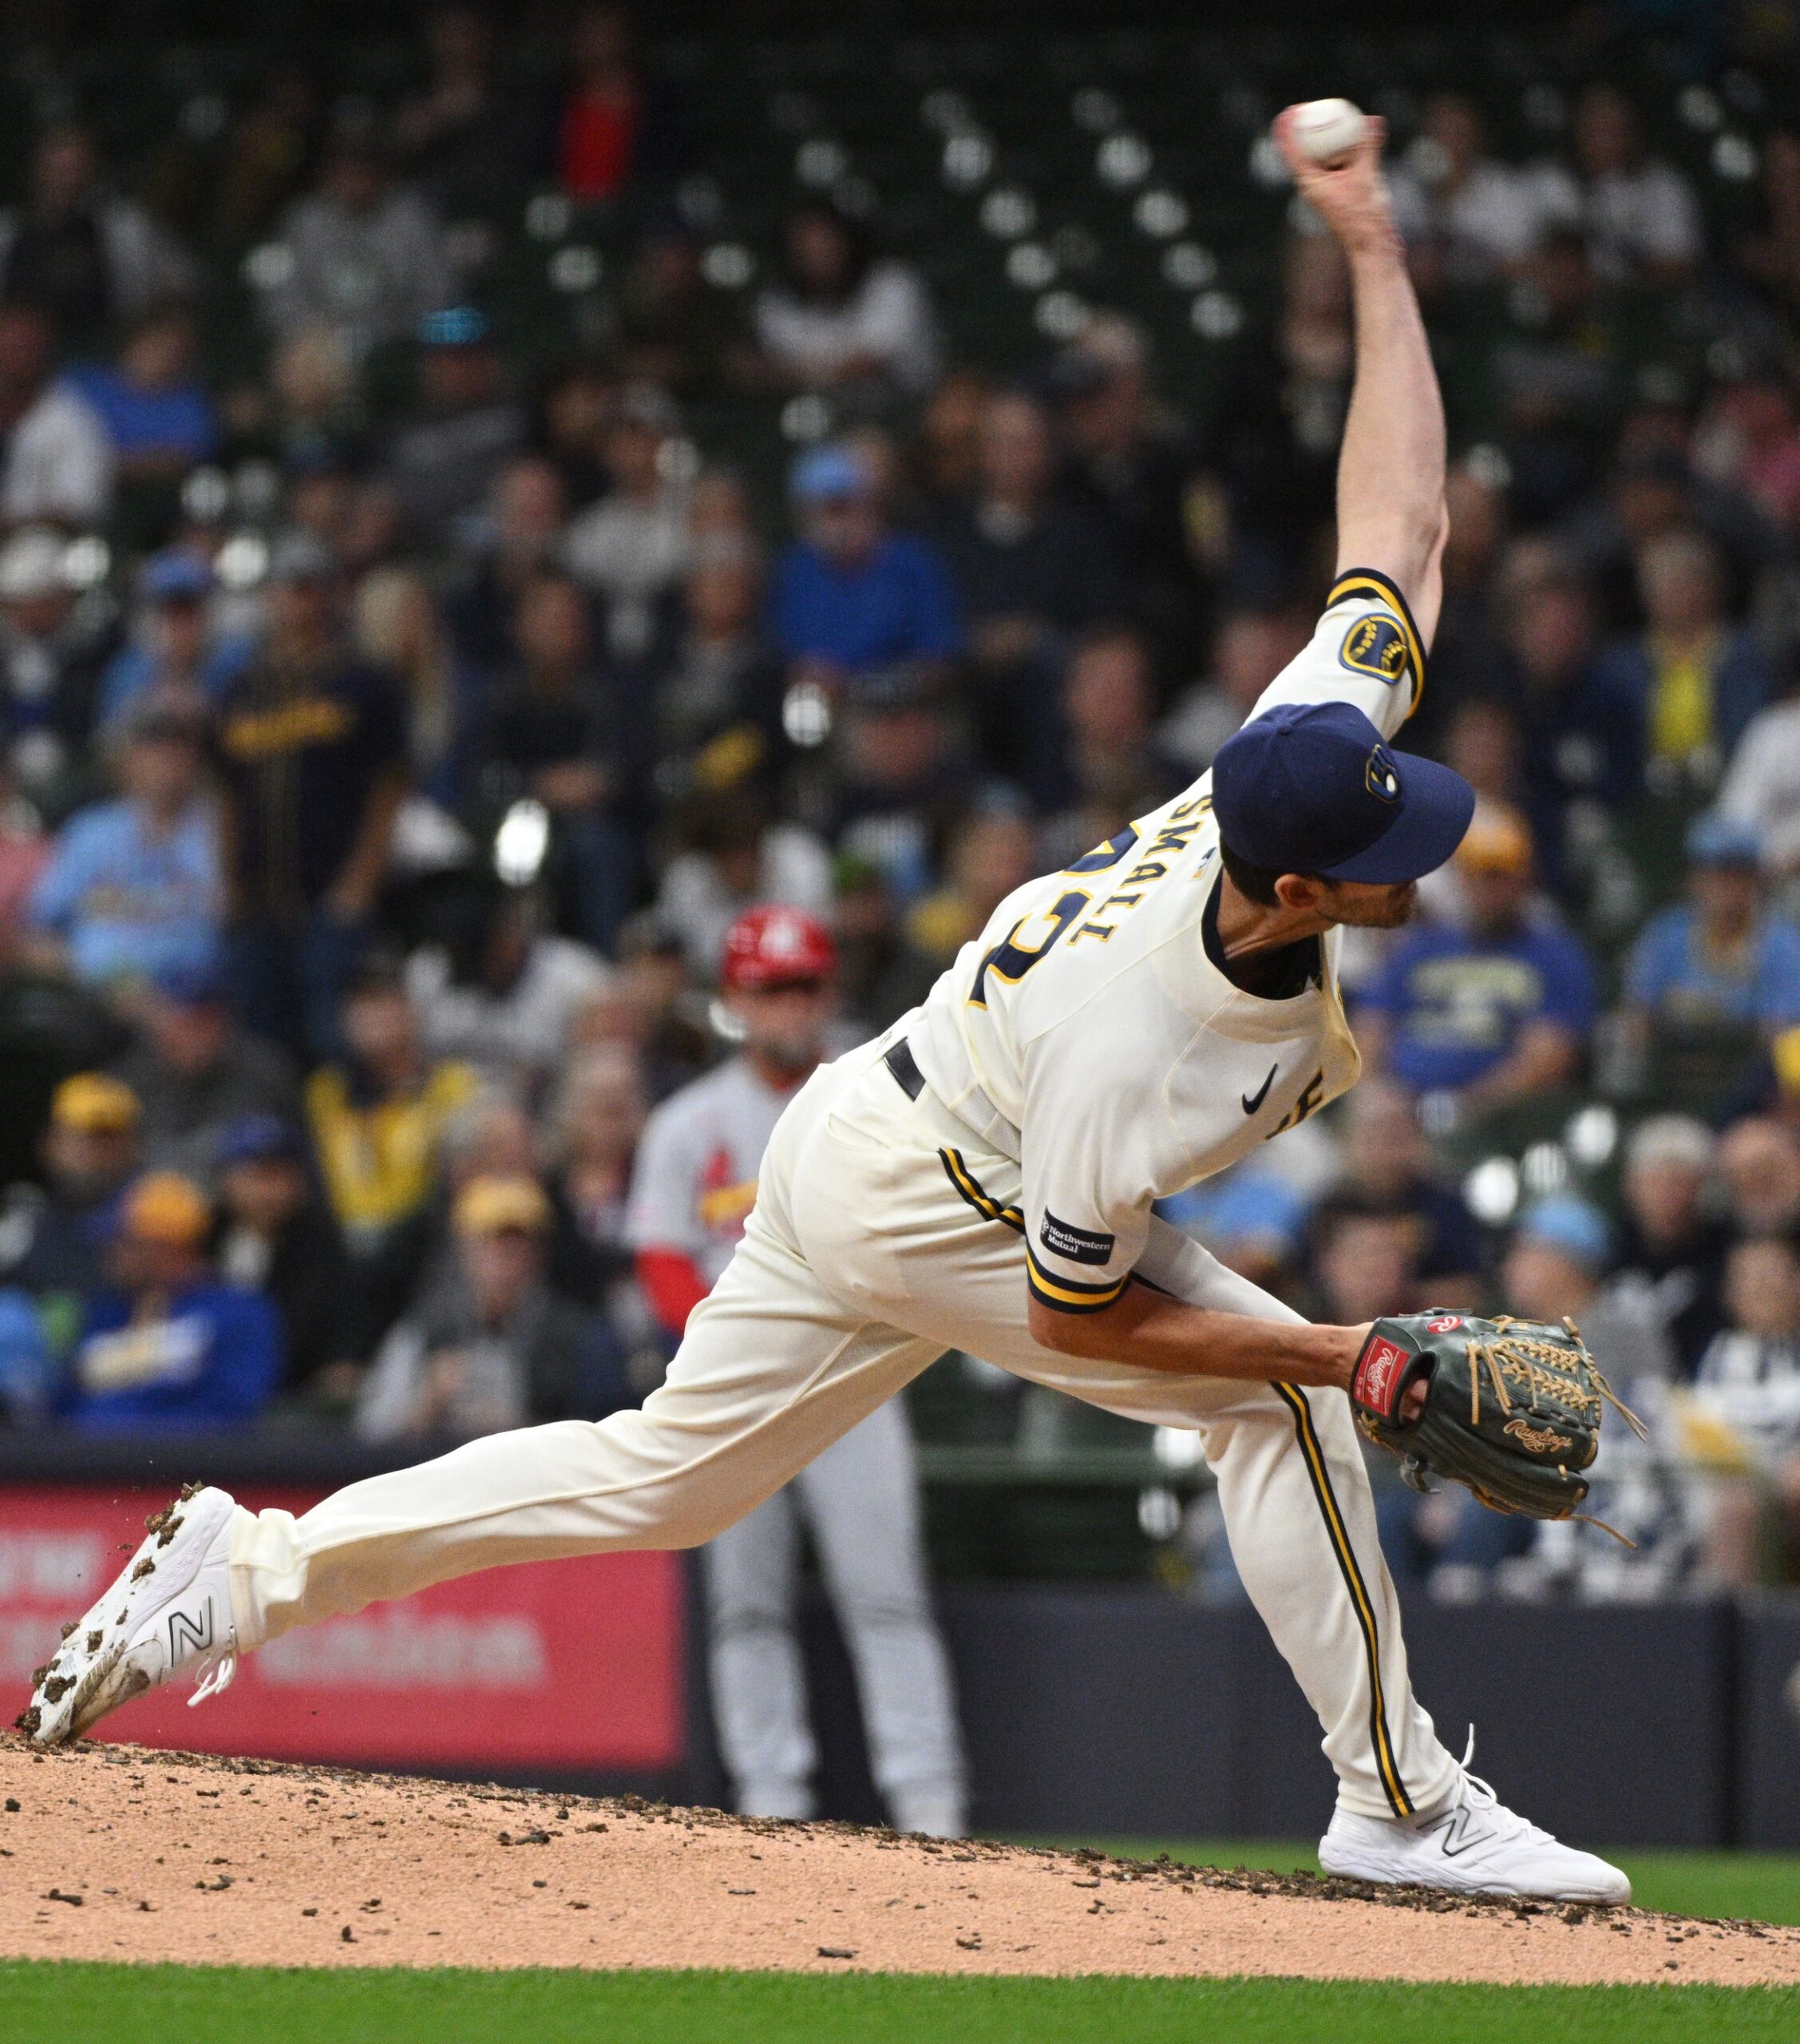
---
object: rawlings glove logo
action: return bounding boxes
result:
[1351,1333,1410,1421]
[1502,1417,1574,1456]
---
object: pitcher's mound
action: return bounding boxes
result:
[2,1741,1795,1985]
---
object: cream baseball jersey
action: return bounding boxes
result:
[910,568,1425,1317]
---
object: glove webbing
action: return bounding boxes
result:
[1463,1317,1647,1545]
[1466,1316,1646,1437]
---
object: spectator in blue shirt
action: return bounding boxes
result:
[25,684,223,992]
[1358,800,1596,1111]
[771,442,961,678]
[95,551,256,731]
[64,303,217,484]
[1624,812,1800,1039]
[59,1169,281,1432]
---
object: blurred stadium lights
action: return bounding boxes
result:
[1713,133,1758,182]
[657,437,702,485]
[780,395,832,442]
[781,680,833,748]
[1565,1105,1620,1171]
[242,242,295,291]
[1070,89,1122,133]
[1036,292,1089,339]
[1463,443,1513,491]
[1679,85,1724,131]
[1248,133,1288,188]
[1137,1487,1182,1541]
[1190,291,1244,341]
[1465,1155,1521,1226]
[920,89,972,133]
[1007,243,1057,289]
[795,137,849,188]
[215,534,270,590]
[1133,189,1189,238]
[181,466,231,525]
[1520,1142,1571,1198]
[524,193,572,241]
[180,93,227,141]
[233,460,281,521]
[1096,133,1153,188]
[548,247,602,294]
[494,799,552,889]
[700,244,754,289]
[1162,244,1218,289]
[941,132,994,188]
[676,176,724,230]
[61,537,109,590]
[979,188,1037,239]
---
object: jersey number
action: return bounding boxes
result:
[969,889,1090,1006]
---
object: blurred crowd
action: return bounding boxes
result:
[5,10,1800,1595]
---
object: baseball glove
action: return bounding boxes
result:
[1348,1311,1646,1523]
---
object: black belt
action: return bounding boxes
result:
[883,1038,927,1101]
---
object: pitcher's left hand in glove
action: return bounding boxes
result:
[1348,1312,1646,1520]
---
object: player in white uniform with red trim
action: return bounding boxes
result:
[627,906,965,1834]
[23,113,1628,1905]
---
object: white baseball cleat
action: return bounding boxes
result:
[17,1483,240,1748]
[1320,1766,1631,1905]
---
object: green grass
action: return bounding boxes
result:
[1040,1838,1800,1927]
[0,1963,1797,2044]
[7,1844,1798,2039]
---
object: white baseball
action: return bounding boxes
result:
[1288,98,1370,168]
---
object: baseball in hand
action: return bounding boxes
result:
[1287,98,1370,168]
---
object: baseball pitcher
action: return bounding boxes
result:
[23,112,1630,1903]
[628,905,965,1835]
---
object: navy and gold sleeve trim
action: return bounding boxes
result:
[1025,1240,1129,1314]
[1326,565,1425,713]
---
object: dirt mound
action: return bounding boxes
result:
[2,1740,1796,1985]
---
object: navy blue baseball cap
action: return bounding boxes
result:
[1212,701,1475,885]
[216,1113,303,1170]
[152,953,231,1007]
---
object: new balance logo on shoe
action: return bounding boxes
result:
[1414,1803,1484,1857]
[168,1603,214,1662]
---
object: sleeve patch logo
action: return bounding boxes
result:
[1339,614,1409,686]
[1039,1212,1116,1266]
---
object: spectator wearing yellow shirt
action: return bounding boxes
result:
[1596,529,1770,775]
[305,953,477,1256]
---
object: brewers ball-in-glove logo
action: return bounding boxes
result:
[1339,614,1409,686]
[1365,743,1402,802]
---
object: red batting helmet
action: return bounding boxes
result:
[722,905,837,990]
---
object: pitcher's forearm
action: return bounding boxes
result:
[1335,233,1446,603]
[1030,1284,1363,1390]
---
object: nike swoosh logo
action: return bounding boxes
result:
[1241,1065,1278,1115]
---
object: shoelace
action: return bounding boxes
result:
[1446,1725,1554,1845]
[188,1650,237,1709]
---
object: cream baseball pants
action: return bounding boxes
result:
[233,1036,1460,1822]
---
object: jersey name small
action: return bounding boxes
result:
[969,795,1213,1004]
